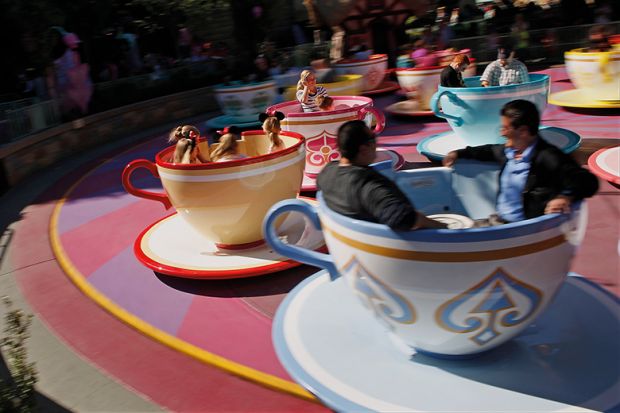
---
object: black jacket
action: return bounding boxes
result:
[455,138,599,219]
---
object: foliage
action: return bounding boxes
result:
[0,297,38,413]
[127,0,231,40]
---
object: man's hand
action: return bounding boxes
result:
[544,195,572,215]
[412,213,449,230]
[481,80,489,87]
[443,151,458,167]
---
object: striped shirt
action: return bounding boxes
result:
[296,86,328,112]
[480,59,529,86]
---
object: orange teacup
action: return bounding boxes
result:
[122,131,305,247]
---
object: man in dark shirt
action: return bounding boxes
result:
[317,121,447,230]
[440,54,470,87]
[443,99,598,223]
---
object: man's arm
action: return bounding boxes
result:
[444,145,502,166]
[540,149,599,214]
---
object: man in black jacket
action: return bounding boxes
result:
[443,99,598,223]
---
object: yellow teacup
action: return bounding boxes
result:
[122,131,305,248]
[565,48,620,101]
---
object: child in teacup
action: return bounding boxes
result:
[168,125,210,164]
[210,126,247,162]
[316,95,349,111]
[296,69,329,113]
[259,111,286,153]
[315,95,334,111]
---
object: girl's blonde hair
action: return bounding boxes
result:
[297,69,314,90]
[210,133,239,161]
[171,139,194,163]
[169,125,200,143]
[262,116,283,150]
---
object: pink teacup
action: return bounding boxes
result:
[267,96,385,177]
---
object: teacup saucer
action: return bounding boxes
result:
[134,199,325,279]
[273,271,620,412]
[548,89,620,109]
[205,114,262,130]
[588,146,620,187]
[300,148,405,192]
[362,80,400,96]
[417,126,581,162]
[385,100,435,117]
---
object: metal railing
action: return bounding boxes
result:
[3,100,61,142]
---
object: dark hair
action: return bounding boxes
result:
[500,100,539,135]
[337,120,374,159]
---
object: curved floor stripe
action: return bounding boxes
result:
[48,151,317,403]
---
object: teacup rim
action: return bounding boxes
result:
[316,192,574,242]
[268,96,373,118]
[438,73,549,92]
[334,53,388,65]
[565,48,620,56]
[156,130,304,170]
[396,66,444,72]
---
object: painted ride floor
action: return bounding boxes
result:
[7,66,620,411]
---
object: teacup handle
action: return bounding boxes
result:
[430,90,464,126]
[122,159,172,210]
[358,106,386,134]
[263,199,339,280]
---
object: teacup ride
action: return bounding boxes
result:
[419,74,582,162]
[282,74,363,101]
[334,54,399,95]
[390,66,444,117]
[121,130,326,279]
[264,161,619,412]
[206,80,278,129]
[587,145,620,189]
[267,96,405,191]
[548,48,620,109]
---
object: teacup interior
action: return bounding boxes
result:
[207,133,300,157]
[390,160,500,220]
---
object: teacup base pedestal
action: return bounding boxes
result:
[273,271,620,413]
[135,206,325,279]
[549,89,620,109]
[205,114,262,130]
[417,126,582,163]
[362,80,400,96]
[300,148,405,192]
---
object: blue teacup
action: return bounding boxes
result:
[431,74,550,147]
[263,161,586,357]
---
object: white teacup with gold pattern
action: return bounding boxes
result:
[334,54,388,91]
[213,80,278,122]
[565,49,620,102]
[264,161,586,357]
[396,66,443,110]
[123,130,305,248]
